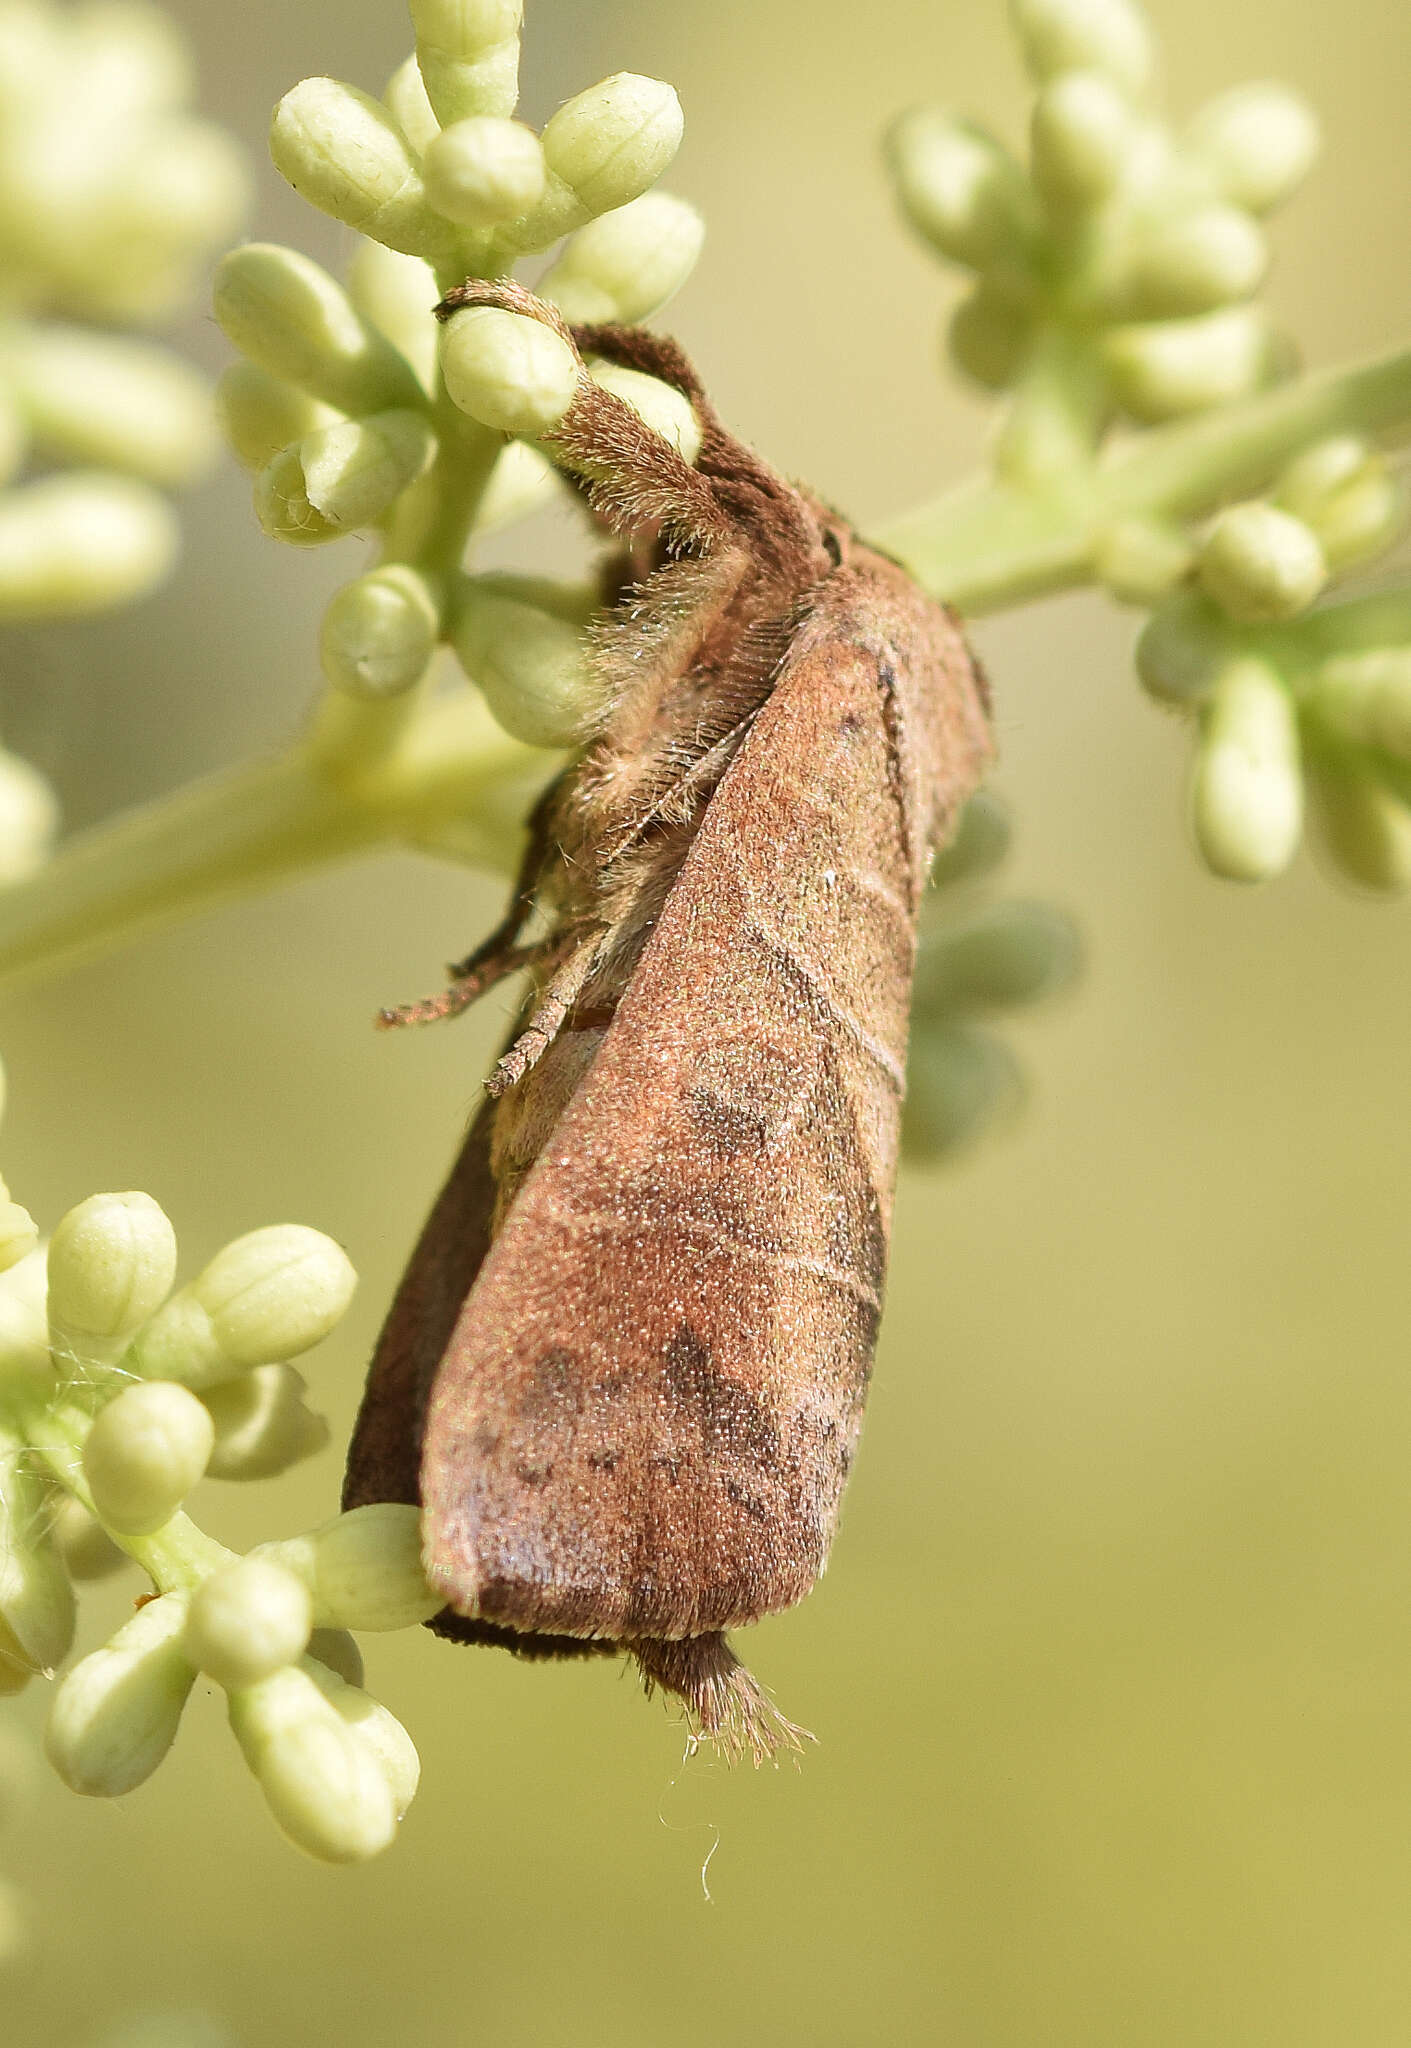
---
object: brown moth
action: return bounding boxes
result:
[343,280,993,1755]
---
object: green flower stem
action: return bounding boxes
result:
[881,343,1411,609]
[991,323,1108,494]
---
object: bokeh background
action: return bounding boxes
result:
[5,1,1411,2042]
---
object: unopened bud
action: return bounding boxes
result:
[1031,70,1136,203]
[1125,203,1267,319]
[1191,655,1302,881]
[47,1191,176,1363]
[294,410,437,535]
[202,1363,331,1480]
[1185,83,1319,214]
[214,245,424,417]
[303,1656,420,1817]
[130,1224,355,1389]
[586,360,702,464]
[320,565,442,699]
[947,285,1034,390]
[473,439,560,533]
[1135,590,1232,704]
[46,1592,195,1795]
[252,447,339,547]
[1311,754,1411,891]
[185,1557,314,1692]
[227,1664,398,1862]
[306,1627,364,1688]
[256,1503,440,1632]
[11,327,215,487]
[1314,650,1411,760]
[1198,502,1326,624]
[1104,305,1268,421]
[0,1443,75,1672]
[542,192,704,323]
[83,1379,214,1534]
[903,1022,1024,1162]
[270,78,454,259]
[424,116,544,227]
[215,363,340,475]
[1093,516,1195,604]
[1276,439,1401,572]
[50,1495,128,1582]
[383,54,441,158]
[1010,0,1154,93]
[913,901,1081,1015]
[540,74,683,220]
[927,790,1012,891]
[411,0,523,126]
[441,306,580,434]
[0,473,177,619]
[452,573,600,748]
[346,242,439,391]
[0,1615,34,1696]
[886,109,1035,270]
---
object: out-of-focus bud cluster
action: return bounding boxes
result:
[904,793,1081,1160]
[217,1,704,756]
[0,0,247,623]
[1136,433,1411,889]
[0,1131,437,1861]
[887,0,1317,453]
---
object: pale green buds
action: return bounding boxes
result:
[587,360,702,465]
[7,328,215,489]
[411,0,524,126]
[0,1434,74,1673]
[947,285,1034,391]
[928,791,1012,890]
[46,1592,195,1796]
[441,306,580,435]
[1104,306,1269,422]
[0,473,177,621]
[0,749,57,885]
[215,364,339,476]
[424,116,544,227]
[384,55,442,159]
[540,74,683,221]
[129,1224,356,1391]
[269,79,454,260]
[1010,0,1154,95]
[1275,437,1402,571]
[1135,591,1232,704]
[50,1496,127,1583]
[256,1504,440,1632]
[320,565,442,698]
[1093,516,1195,605]
[1310,755,1411,891]
[257,411,436,545]
[912,901,1082,1015]
[886,110,1035,271]
[452,574,600,747]
[1313,651,1411,760]
[184,1557,314,1692]
[1185,84,1320,214]
[82,1380,214,1534]
[305,1658,420,1818]
[1030,70,1136,203]
[1191,656,1302,882]
[904,1025,1024,1162]
[214,246,424,418]
[542,192,705,323]
[227,1664,403,1862]
[47,1191,177,1365]
[1126,204,1267,319]
[202,1364,330,1480]
[473,439,560,533]
[1197,502,1327,624]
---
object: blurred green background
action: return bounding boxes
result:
[6,1,1411,2042]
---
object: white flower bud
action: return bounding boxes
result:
[46,1591,195,1796]
[1135,591,1231,704]
[473,439,561,533]
[541,192,705,323]
[227,1664,398,1862]
[1275,440,1402,572]
[913,902,1080,1015]
[303,1656,420,1817]
[0,1442,74,1672]
[1185,84,1319,214]
[540,74,683,221]
[453,573,600,747]
[346,242,439,391]
[0,473,177,619]
[320,565,442,699]
[83,1380,214,1534]
[383,55,442,158]
[1276,435,1367,518]
[927,790,1012,891]
[50,1494,128,1582]
[946,285,1034,390]
[1311,755,1411,891]
[587,360,701,463]
[202,1363,330,1480]
[9,327,215,487]
[184,1557,313,1692]
[47,1191,176,1362]
[440,306,580,434]
[252,447,340,548]
[1198,502,1326,624]
[214,245,424,417]
[1191,656,1302,882]
[1031,70,1136,203]
[903,1022,1023,1161]
[215,363,340,475]
[0,747,54,886]
[295,410,437,534]
[0,1276,52,1390]
[886,109,1035,269]
[1104,305,1269,421]
[424,116,544,227]
[1093,516,1195,605]
[411,0,523,126]
[1009,0,1154,93]
[306,1627,363,1688]
[1314,651,1411,760]
[256,1504,440,1632]
[131,1224,355,1389]
[1125,204,1267,319]
[269,78,455,260]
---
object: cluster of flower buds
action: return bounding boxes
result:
[0,1141,439,1861]
[0,0,246,624]
[887,0,1317,463]
[1136,434,1411,887]
[216,0,704,752]
[904,794,1080,1159]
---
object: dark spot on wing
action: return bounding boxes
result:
[662,1321,779,1466]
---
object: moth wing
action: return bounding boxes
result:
[421,552,989,1642]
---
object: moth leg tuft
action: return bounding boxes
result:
[485,930,605,1096]
[375,939,545,1032]
[633,1633,813,1766]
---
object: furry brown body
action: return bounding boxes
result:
[343,284,993,1749]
